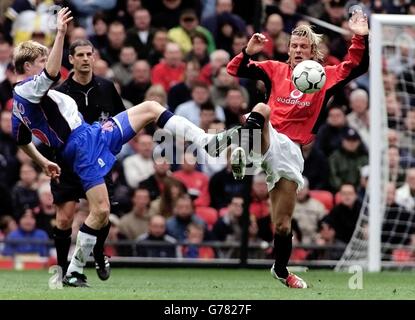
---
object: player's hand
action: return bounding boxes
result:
[349,7,369,36]
[56,7,73,34]
[246,33,268,56]
[42,160,61,182]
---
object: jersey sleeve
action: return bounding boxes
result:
[325,35,369,90]
[12,113,32,145]
[13,69,61,104]
[227,48,279,100]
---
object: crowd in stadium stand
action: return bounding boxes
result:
[1,0,415,263]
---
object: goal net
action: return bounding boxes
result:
[336,14,415,272]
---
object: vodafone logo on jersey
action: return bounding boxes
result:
[276,89,310,107]
[32,129,51,146]
[290,89,304,99]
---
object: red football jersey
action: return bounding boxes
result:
[227,35,369,145]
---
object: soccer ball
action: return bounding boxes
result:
[292,60,326,94]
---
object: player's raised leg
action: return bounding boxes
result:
[269,179,307,288]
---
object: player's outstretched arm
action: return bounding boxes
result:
[20,143,61,180]
[45,7,73,77]
[348,8,369,36]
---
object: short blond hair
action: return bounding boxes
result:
[289,25,324,63]
[13,40,48,74]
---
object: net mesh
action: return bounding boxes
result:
[336,22,415,270]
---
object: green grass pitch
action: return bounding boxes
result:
[0,268,414,300]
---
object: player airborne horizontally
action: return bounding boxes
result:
[11,8,230,287]
[207,9,369,288]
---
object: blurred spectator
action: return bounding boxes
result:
[319,37,341,66]
[35,182,56,239]
[328,128,368,192]
[122,134,155,189]
[249,172,270,220]
[182,222,215,259]
[168,9,215,55]
[307,215,346,260]
[327,183,361,243]
[212,195,244,242]
[0,62,16,110]
[136,215,179,257]
[199,101,217,132]
[121,60,152,104]
[125,8,155,59]
[0,215,17,253]
[210,65,249,108]
[388,145,406,188]
[347,89,369,148]
[100,21,126,65]
[175,81,225,126]
[382,182,415,251]
[173,152,211,208]
[399,110,415,157]
[139,156,171,201]
[115,0,144,29]
[186,32,210,66]
[93,58,114,79]
[395,168,415,212]
[147,29,169,67]
[0,109,20,188]
[315,105,349,157]
[118,188,152,240]
[231,32,248,57]
[70,0,116,32]
[3,208,49,257]
[357,165,369,201]
[168,59,201,112]
[261,13,288,59]
[166,194,206,240]
[385,91,404,131]
[111,46,137,86]
[143,0,201,30]
[12,162,40,218]
[209,158,252,210]
[265,0,302,34]
[302,141,330,190]
[89,12,110,52]
[0,40,12,83]
[5,0,56,46]
[201,0,246,48]
[293,177,327,245]
[199,49,230,85]
[151,42,186,92]
[316,0,347,44]
[221,86,248,128]
[149,177,187,218]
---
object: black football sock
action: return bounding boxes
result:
[240,111,265,154]
[93,222,111,259]
[273,232,293,279]
[53,227,72,274]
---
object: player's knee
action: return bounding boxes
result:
[274,221,291,236]
[253,103,270,119]
[91,206,110,226]
[55,216,73,230]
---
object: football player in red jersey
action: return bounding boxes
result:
[225,9,369,288]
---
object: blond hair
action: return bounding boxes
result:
[13,40,48,74]
[288,25,324,63]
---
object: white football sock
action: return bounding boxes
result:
[163,115,212,148]
[66,231,97,276]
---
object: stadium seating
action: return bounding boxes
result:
[309,190,334,211]
[195,207,218,230]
